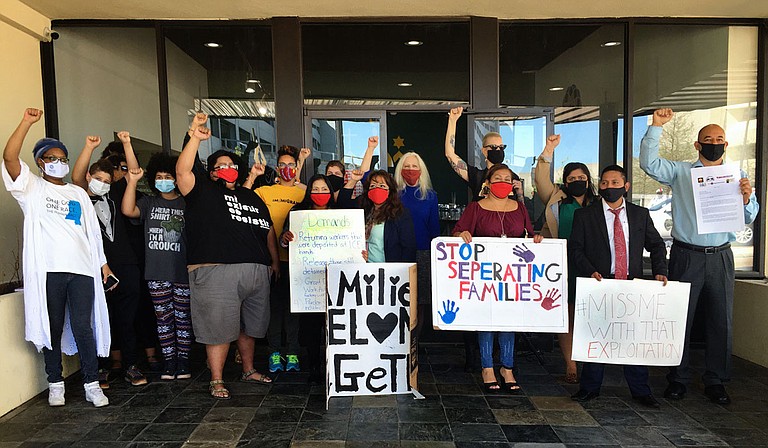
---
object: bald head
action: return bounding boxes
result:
[697,124,725,142]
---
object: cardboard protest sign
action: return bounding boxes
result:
[326,263,418,403]
[431,237,568,332]
[572,278,690,366]
[289,209,366,313]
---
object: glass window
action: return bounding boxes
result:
[631,25,758,271]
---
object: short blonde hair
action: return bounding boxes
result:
[394,152,433,200]
[482,132,502,147]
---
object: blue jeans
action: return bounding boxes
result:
[42,272,99,383]
[478,331,515,369]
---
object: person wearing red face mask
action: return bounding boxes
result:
[452,164,543,393]
[338,169,417,263]
[394,152,440,341]
[245,145,307,374]
[279,174,337,383]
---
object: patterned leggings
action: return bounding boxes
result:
[147,281,192,361]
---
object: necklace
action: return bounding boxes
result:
[496,209,507,238]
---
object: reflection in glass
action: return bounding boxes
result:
[310,119,381,175]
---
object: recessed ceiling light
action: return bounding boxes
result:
[601,41,621,47]
[204,42,221,48]
[258,106,268,115]
[549,87,564,92]
[245,87,256,94]
[247,78,260,84]
[404,40,423,46]
[397,82,413,87]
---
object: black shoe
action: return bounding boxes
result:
[664,381,686,400]
[571,389,599,402]
[633,394,661,408]
[704,385,731,405]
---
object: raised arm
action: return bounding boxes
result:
[534,134,560,204]
[445,107,468,182]
[297,147,311,179]
[243,161,265,190]
[121,167,143,219]
[72,135,102,190]
[176,127,210,196]
[3,108,43,181]
[639,108,677,185]
[117,131,139,170]
[360,136,378,173]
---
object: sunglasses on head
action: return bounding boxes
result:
[114,165,128,171]
[484,144,507,151]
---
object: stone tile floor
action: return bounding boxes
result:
[1,343,767,447]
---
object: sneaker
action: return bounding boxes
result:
[160,361,176,381]
[48,381,65,407]
[124,365,148,386]
[269,352,284,373]
[286,354,300,372]
[84,381,109,407]
[175,360,192,380]
[98,369,110,390]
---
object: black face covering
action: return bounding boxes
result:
[564,180,588,197]
[698,142,725,162]
[486,149,505,165]
[599,186,626,203]
[327,174,345,192]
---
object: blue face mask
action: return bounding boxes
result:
[155,179,176,193]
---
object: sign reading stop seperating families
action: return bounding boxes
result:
[571,278,690,366]
[288,209,366,313]
[326,263,418,405]
[430,237,568,333]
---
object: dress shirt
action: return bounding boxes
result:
[602,198,629,276]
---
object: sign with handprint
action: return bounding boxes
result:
[326,263,418,405]
[431,237,568,332]
[571,278,690,366]
[289,210,366,313]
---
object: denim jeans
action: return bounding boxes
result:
[478,331,515,369]
[42,272,99,383]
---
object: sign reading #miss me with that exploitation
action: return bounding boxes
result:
[430,237,568,333]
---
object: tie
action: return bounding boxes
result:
[609,208,627,280]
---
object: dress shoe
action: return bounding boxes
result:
[633,394,660,408]
[664,381,686,400]
[571,389,600,402]
[704,384,731,405]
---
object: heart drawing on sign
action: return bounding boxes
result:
[366,312,398,344]
[363,274,376,284]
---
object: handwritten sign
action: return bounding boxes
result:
[571,278,690,366]
[289,210,366,313]
[430,237,568,332]
[326,263,418,403]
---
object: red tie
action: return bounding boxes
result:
[610,208,627,280]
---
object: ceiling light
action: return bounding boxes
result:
[404,40,423,46]
[245,87,256,94]
[601,41,621,47]
[204,42,221,48]
[247,78,260,84]
[549,87,564,92]
[258,106,268,115]
[397,82,413,87]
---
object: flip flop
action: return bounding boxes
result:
[240,369,273,384]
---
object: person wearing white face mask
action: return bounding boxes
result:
[2,108,113,408]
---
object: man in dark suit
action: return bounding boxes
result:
[568,164,669,408]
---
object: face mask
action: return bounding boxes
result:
[367,187,389,205]
[599,186,626,203]
[489,181,514,199]
[698,142,725,162]
[311,192,331,207]
[155,179,176,193]
[486,149,505,165]
[327,175,345,192]
[216,167,239,183]
[42,160,70,178]
[564,180,588,197]
[279,166,297,182]
[89,178,111,196]
[401,169,421,186]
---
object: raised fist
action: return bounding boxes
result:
[126,167,144,183]
[250,163,265,177]
[367,136,379,148]
[22,108,43,124]
[192,127,211,141]
[299,147,311,161]
[543,134,560,155]
[85,136,101,150]
[117,131,131,144]
[192,112,208,128]
[448,107,463,121]
[652,109,674,127]
[349,168,364,182]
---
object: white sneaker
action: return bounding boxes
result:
[84,381,109,407]
[48,381,65,407]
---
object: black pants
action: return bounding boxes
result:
[299,313,326,373]
[267,261,300,354]
[667,244,734,386]
[102,263,141,367]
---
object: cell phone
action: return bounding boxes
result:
[104,274,119,291]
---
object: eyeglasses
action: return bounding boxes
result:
[213,164,238,171]
[41,156,69,164]
[277,162,297,169]
[114,165,128,172]
[484,144,507,151]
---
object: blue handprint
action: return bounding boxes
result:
[512,243,535,263]
[438,300,460,324]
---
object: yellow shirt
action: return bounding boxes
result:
[256,183,305,261]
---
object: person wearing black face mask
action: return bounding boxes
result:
[534,134,597,384]
[569,165,668,408]
[640,109,759,406]
[324,136,379,202]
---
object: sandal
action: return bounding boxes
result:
[483,382,501,393]
[240,369,272,384]
[209,380,230,399]
[500,366,521,392]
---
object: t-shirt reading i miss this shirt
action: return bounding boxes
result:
[183,176,273,266]
[137,195,188,283]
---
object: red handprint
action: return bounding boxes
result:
[541,288,561,311]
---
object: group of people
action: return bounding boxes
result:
[2,105,756,408]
